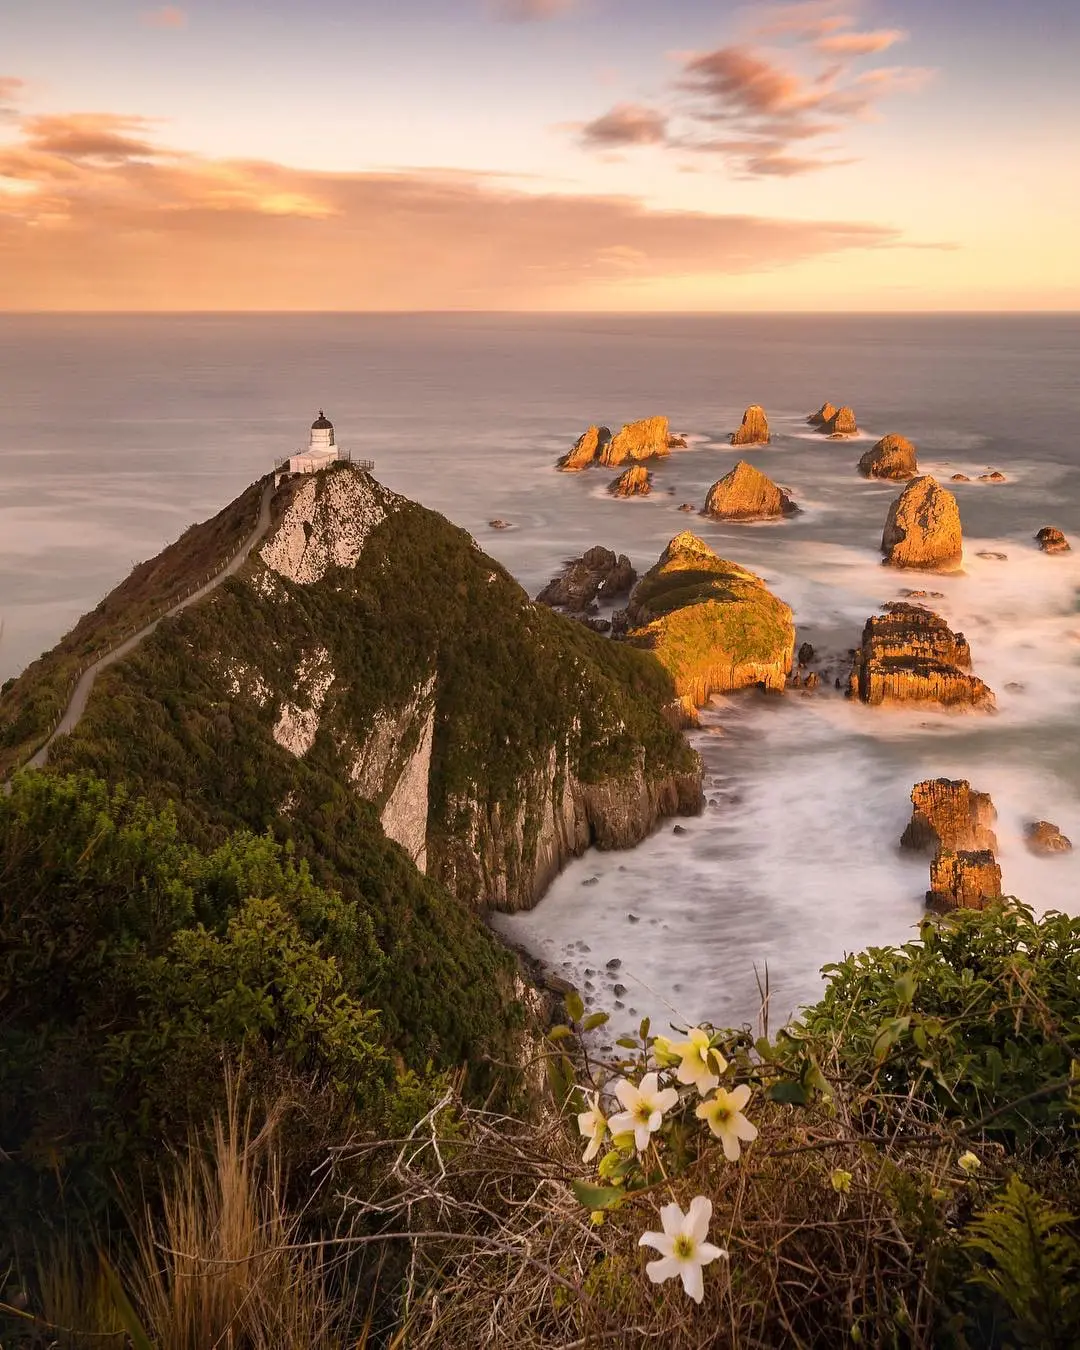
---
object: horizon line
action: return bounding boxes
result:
[1,309,1078,318]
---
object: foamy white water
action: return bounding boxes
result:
[2,314,1078,1028]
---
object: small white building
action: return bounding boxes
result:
[274,412,372,487]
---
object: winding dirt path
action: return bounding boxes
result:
[25,480,275,772]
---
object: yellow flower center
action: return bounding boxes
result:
[711,1104,732,1124]
[634,1101,652,1123]
[673,1234,695,1260]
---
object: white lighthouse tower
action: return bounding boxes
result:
[277,410,345,482]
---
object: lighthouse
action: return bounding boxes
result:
[277,411,346,482]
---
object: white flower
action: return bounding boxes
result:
[608,1072,679,1152]
[695,1084,758,1162]
[669,1026,729,1096]
[576,1091,608,1164]
[958,1150,981,1174]
[639,1195,727,1303]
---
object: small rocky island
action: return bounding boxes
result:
[881,476,963,570]
[536,546,636,618]
[1036,526,1071,553]
[617,531,794,708]
[557,416,684,471]
[900,778,1003,911]
[848,603,995,709]
[702,460,798,521]
[729,404,770,446]
[859,433,918,481]
[808,402,858,437]
[609,465,652,497]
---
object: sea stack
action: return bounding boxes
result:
[881,476,963,570]
[1035,527,1070,553]
[730,405,770,447]
[558,425,611,471]
[609,465,653,497]
[536,546,636,613]
[702,460,798,521]
[599,416,680,467]
[859,434,918,481]
[848,603,994,709]
[927,850,1003,911]
[823,406,858,438]
[900,779,998,853]
[807,402,837,427]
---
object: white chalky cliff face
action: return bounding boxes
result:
[259,468,397,585]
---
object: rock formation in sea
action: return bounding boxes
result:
[900,779,998,853]
[557,424,611,472]
[859,434,918,481]
[848,603,995,709]
[619,531,794,707]
[536,546,636,614]
[599,415,683,467]
[702,460,799,521]
[881,476,963,570]
[807,402,837,427]
[1035,526,1071,553]
[978,470,1007,483]
[730,404,770,446]
[609,465,653,497]
[927,849,1003,911]
[1025,821,1073,854]
[950,474,970,482]
[823,406,859,437]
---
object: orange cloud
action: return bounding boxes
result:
[814,28,907,55]
[0,107,904,309]
[0,75,26,119]
[580,104,669,148]
[140,6,187,28]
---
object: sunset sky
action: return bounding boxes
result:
[2,0,1078,311]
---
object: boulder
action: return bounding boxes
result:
[807,402,837,426]
[927,849,1002,911]
[881,476,963,571]
[489,519,511,530]
[823,405,858,438]
[677,502,696,513]
[609,465,653,498]
[558,424,611,471]
[950,473,970,482]
[623,532,794,706]
[599,416,679,467]
[1024,821,1073,854]
[900,779,998,853]
[1035,527,1071,554]
[859,434,918,481]
[702,460,799,521]
[730,404,770,446]
[978,470,1007,483]
[848,603,995,709]
[536,546,636,614]
[798,641,815,666]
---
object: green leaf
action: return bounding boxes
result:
[547,1024,573,1041]
[894,972,917,1005]
[616,1036,640,1050]
[571,1179,625,1211]
[583,1011,610,1031]
[639,1017,651,1040]
[565,990,585,1024]
[100,1255,153,1350]
[768,1080,808,1105]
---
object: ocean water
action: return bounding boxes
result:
[1,313,1078,1031]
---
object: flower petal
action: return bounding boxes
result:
[645,1255,681,1286]
[680,1260,705,1303]
[655,1087,679,1113]
[633,1124,652,1152]
[720,1128,741,1162]
[582,1134,602,1163]
[659,1202,685,1238]
[614,1079,638,1111]
[734,1115,758,1143]
[639,1230,674,1257]
[686,1195,713,1244]
[729,1083,752,1111]
[639,1072,659,1096]
[710,1048,729,1076]
[698,1242,727,1265]
[697,1070,720,1096]
[607,1110,634,1138]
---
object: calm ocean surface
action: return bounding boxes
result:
[1,313,1078,1029]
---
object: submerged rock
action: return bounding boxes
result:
[881,476,963,571]
[558,424,611,471]
[927,849,1003,911]
[807,402,837,427]
[859,434,918,481]
[978,470,1007,483]
[623,531,794,707]
[1024,821,1073,854]
[609,465,653,497]
[730,404,770,446]
[1036,527,1071,554]
[900,779,998,853]
[489,519,511,530]
[599,415,680,467]
[536,546,636,613]
[848,603,995,709]
[677,502,696,512]
[950,473,970,482]
[702,460,799,521]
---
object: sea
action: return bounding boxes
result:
[1,313,1078,1035]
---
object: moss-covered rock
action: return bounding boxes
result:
[622,531,794,706]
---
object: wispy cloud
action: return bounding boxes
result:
[0,102,903,309]
[140,6,188,28]
[0,75,26,120]
[489,0,576,20]
[575,2,930,177]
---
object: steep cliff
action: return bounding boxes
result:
[38,465,701,918]
[620,531,795,706]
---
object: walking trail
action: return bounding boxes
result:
[25,481,275,772]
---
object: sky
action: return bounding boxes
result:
[1,0,1078,311]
